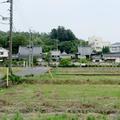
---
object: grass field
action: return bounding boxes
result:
[0,67,120,119]
[0,67,22,75]
[26,67,120,85]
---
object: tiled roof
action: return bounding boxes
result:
[18,46,42,57]
[112,42,120,46]
[78,47,93,56]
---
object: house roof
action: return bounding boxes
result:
[112,42,120,46]
[18,46,42,57]
[103,53,120,57]
[0,47,8,52]
[61,51,67,55]
[51,50,61,56]
[78,47,93,56]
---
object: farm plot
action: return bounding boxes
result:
[0,67,120,119]
[26,67,120,85]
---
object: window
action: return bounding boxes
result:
[0,52,3,55]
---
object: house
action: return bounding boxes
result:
[60,51,74,59]
[91,52,120,63]
[0,47,9,61]
[92,55,103,63]
[18,46,42,67]
[77,47,93,59]
[103,53,120,63]
[18,46,42,58]
[88,36,110,52]
[110,42,120,53]
[51,50,61,61]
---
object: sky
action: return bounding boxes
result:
[0,0,120,43]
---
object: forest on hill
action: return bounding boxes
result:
[0,26,88,54]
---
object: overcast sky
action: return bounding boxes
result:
[0,0,120,43]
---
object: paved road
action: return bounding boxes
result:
[15,67,49,77]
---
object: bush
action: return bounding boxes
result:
[78,58,88,63]
[3,74,24,85]
[59,58,71,67]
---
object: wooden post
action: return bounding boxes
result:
[47,65,53,79]
[6,67,9,87]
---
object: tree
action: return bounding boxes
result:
[12,33,28,54]
[0,31,9,48]
[50,26,76,42]
[45,52,52,65]
[59,41,78,54]
[102,46,110,53]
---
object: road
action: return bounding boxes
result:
[15,67,49,77]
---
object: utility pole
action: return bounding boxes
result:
[0,0,13,74]
[9,0,13,75]
[28,29,33,68]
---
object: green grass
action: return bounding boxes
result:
[0,67,23,75]
[1,112,120,120]
[0,67,120,119]
[54,67,120,74]
[0,84,120,115]
[0,113,109,120]
[26,67,120,85]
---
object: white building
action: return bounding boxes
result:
[0,47,9,59]
[110,42,120,53]
[60,51,74,59]
[88,36,110,52]
[51,50,61,61]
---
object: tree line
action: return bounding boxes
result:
[0,26,88,54]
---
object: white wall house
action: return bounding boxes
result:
[51,50,61,61]
[0,47,9,59]
[110,42,120,53]
[88,36,110,52]
[60,51,74,59]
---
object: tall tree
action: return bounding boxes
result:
[102,46,110,53]
[50,26,76,42]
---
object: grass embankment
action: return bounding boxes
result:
[0,67,22,75]
[0,67,120,119]
[26,67,120,85]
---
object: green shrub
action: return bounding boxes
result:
[59,59,71,67]
[78,58,88,63]
[3,74,24,84]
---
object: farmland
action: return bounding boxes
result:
[0,67,120,119]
